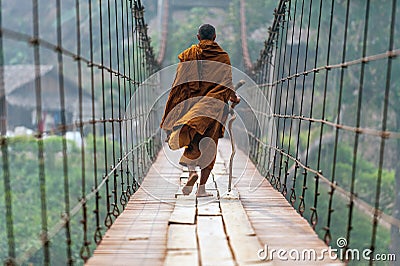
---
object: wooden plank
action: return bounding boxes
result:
[180,171,190,178]
[89,140,345,266]
[215,152,225,163]
[220,199,255,236]
[212,163,227,174]
[167,224,197,250]
[165,211,199,264]
[87,257,165,265]
[220,198,264,265]
[229,235,263,265]
[214,173,229,187]
[197,201,221,216]
[169,196,196,224]
[164,250,199,266]
[175,175,198,197]
[175,177,188,197]
[216,139,344,265]
[87,147,177,266]
[169,207,196,224]
[214,173,239,197]
[205,180,217,190]
[197,216,235,266]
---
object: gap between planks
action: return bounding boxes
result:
[165,160,264,266]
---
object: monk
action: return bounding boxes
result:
[160,24,240,197]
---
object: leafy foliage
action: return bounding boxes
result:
[0,135,118,264]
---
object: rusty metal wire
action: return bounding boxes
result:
[239,0,252,70]
[257,49,400,89]
[250,0,400,262]
[0,0,160,264]
[245,129,400,229]
[156,0,169,64]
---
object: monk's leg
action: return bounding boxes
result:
[181,132,201,195]
[196,150,217,197]
[182,165,198,195]
[196,133,218,197]
[196,167,213,197]
[180,124,219,197]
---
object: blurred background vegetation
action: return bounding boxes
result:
[1,0,399,265]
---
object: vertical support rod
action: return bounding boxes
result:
[0,0,16,262]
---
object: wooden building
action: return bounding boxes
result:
[2,65,93,133]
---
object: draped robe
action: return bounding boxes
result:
[160,40,234,170]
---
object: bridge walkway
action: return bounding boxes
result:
[86,139,342,266]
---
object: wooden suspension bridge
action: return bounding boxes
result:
[1,0,399,265]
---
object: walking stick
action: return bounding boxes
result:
[226,80,245,194]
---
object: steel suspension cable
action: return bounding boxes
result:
[32,0,50,264]
[107,0,120,222]
[114,0,128,211]
[278,0,294,197]
[87,0,103,246]
[75,0,91,261]
[0,0,15,264]
[0,0,159,264]
[55,0,73,263]
[345,0,370,257]
[270,9,288,190]
[98,0,113,230]
[370,0,397,263]
[120,0,128,201]
[288,0,305,207]
[308,0,323,230]
[296,0,313,216]
[157,0,169,64]
[239,0,252,70]
[321,0,335,245]
[250,1,400,262]
[327,0,351,247]
[268,13,285,188]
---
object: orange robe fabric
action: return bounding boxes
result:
[160,40,234,170]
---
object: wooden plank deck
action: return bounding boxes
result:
[86,139,344,266]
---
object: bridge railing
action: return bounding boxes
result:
[250,0,399,263]
[0,0,160,264]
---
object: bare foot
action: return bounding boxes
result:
[196,191,213,197]
[196,184,213,197]
[182,185,194,195]
[182,171,198,195]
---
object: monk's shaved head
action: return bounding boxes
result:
[198,24,216,40]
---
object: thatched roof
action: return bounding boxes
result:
[2,64,53,95]
[2,65,92,113]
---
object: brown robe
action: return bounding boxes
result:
[160,39,234,170]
